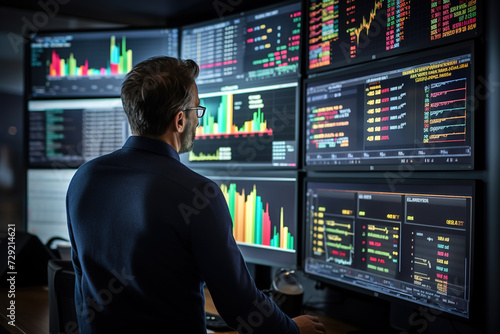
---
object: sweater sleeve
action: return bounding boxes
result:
[186,181,299,334]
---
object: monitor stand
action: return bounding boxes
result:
[348,302,434,334]
[248,264,272,291]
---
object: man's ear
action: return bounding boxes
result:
[173,110,186,133]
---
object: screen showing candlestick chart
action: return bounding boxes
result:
[29,28,178,98]
[210,175,298,267]
[305,42,473,171]
[304,179,473,318]
[307,0,480,72]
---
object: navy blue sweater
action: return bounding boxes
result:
[66,135,299,333]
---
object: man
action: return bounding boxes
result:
[66,56,326,333]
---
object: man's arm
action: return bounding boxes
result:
[186,181,299,334]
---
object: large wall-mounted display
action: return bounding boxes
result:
[307,0,479,73]
[304,42,474,171]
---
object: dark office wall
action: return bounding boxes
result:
[0,92,23,234]
[0,8,27,235]
[486,0,500,332]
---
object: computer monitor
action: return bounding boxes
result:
[303,178,474,319]
[26,97,128,243]
[304,41,474,171]
[27,98,129,168]
[26,169,75,244]
[180,1,302,168]
[307,0,481,73]
[204,172,299,267]
[28,28,179,98]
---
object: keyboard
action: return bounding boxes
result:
[205,312,233,332]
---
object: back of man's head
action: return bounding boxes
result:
[121,56,199,137]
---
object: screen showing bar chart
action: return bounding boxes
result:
[182,84,298,168]
[29,28,178,98]
[180,2,302,169]
[210,175,297,267]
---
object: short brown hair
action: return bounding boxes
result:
[121,56,199,136]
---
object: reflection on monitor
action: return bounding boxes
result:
[27,169,75,244]
[29,28,179,98]
[307,0,480,72]
[304,179,473,318]
[305,43,473,171]
[209,174,298,267]
[27,99,129,168]
[180,1,302,168]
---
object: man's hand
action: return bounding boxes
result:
[292,315,326,334]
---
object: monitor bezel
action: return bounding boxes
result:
[179,82,302,170]
[193,168,302,268]
[301,175,477,323]
[26,26,180,100]
[180,0,304,94]
[25,97,128,170]
[178,1,304,170]
[305,0,483,75]
[302,40,476,172]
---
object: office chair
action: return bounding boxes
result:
[0,231,57,287]
[48,259,79,334]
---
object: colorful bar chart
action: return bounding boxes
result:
[220,183,294,251]
[185,86,297,166]
[48,36,132,77]
[196,94,274,138]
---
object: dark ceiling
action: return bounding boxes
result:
[0,0,286,27]
[0,0,287,95]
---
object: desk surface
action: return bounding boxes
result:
[204,289,358,334]
[0,286,49,334]
[0,286,358,334]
